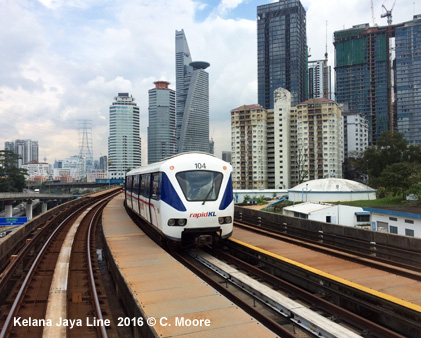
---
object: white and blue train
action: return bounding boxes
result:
[125,152,233,245]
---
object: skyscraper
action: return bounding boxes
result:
[395,15,421,145]
[108,93,141,179]
[148,81,176,164]
[257,0,307,108]
[175,29,210,153]
[4,139,39,168]
[308,60,332,100]
[334,24,391,145]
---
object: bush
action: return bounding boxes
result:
[376,186,387,198]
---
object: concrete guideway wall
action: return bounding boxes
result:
[235,206,421,252]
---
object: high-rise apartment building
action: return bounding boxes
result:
[108,93,141,179]
[231,105,268,189]
[342,105,369,158]
[267,88,292,189]
[257,0,307,109]
[147,81,176,164]
[395,15,421,145]
[290,98,343,185]
[175,29,210,153]
[4,139,39,168]
[308,60,332,100]
[334,24,391,145]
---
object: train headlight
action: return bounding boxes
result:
[224,216,232,224]
[177,219,187,226]
[168,219,176,226]
[218,217,225,225]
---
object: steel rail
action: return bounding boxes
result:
[0,206,83,338]
[213,247,405,338]
[171,249,297,338]
[86,199,111,338]
[234,220,421,280]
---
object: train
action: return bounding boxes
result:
[125,152,234,246]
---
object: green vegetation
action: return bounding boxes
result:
[341,195,412,208]
[345,131,421,203]
[0,150,28,192]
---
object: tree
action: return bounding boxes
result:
[0,150,28,192]
[379,162,417,199]
[359,131,418,187]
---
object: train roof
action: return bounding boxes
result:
[126,152,227,176]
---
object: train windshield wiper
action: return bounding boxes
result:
[202,185,214,205]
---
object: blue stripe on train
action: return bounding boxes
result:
[219,174,233,210]
[161,172,187,212]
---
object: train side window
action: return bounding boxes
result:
[140,175,146,196]
[133,175,139,193]
[145,174,150,198]
[125,176,131,192]
[138,175,142,195]
[151,173,161,200]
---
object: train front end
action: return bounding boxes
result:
[161,154,233,246]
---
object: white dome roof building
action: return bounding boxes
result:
[288,178,376,202]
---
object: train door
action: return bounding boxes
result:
[150,173,160,228]
[145,174,151,223]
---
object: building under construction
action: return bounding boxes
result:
[334,14,421,146]
[334,23,392,145]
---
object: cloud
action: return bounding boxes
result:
[1,0,417,166]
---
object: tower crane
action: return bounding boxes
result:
[381,0,396,25]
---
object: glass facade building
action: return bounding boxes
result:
[395,15,421,145]
[108,93,141,179]
[4,139,39,168]
[257,0,307,108]
[175,29,210,153]
[308,60,332,100]
[147,81,176,164]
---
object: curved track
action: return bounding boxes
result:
[0,190,120,338]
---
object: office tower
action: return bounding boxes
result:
[108,93,141,179]
[147,81,176,164]
[222,151,232,163]
[231,104,268,189]
[334,24,391,145]
[99,155,108,171]
[395,15,421,145]
[267,88,292,189]
[308,60,332,100]
[4,139,39,168]
[175,29,210,153]
[257,0,307,109]
[290,98,343,185]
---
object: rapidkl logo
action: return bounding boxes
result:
[189,212,216,218]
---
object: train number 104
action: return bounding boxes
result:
[195,163,207,169]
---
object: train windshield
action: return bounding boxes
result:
[176,171,223,202]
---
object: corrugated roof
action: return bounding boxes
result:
[284,202,334,214]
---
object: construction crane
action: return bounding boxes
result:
[371,0,376,26]
[381,0,396,25]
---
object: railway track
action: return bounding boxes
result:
[229,220,421,337]
[234,220,421,280]
[235,209,421,268]
[0,190,120,338]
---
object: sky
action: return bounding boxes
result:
[0,0,417,165]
